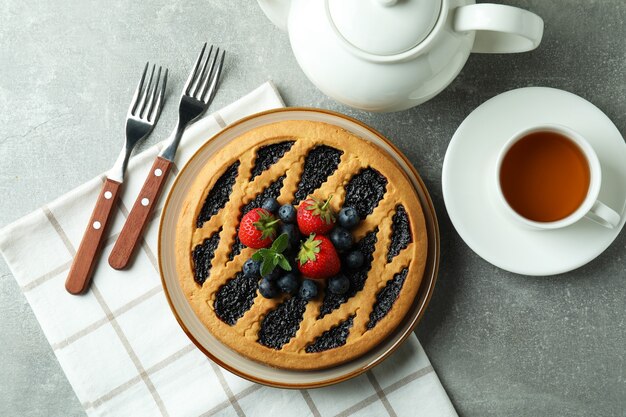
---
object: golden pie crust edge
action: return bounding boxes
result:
[175,120,427,370]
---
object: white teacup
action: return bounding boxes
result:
[494,124,620,229]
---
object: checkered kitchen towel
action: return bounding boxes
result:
[0,82,457,417]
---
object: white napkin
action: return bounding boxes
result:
[0,82,457,417]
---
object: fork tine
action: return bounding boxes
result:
[149,68,167,123]
[143,65,162,119]
[183,43,207,96]
[129,62,149,115]
[191,45,213,98]
[136,64,155,116]
[197,47,218,100]
[201,49,225,104]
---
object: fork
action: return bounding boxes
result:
[65,63,167,294]
[109,44,225,269]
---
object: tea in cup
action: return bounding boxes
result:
[495,124,620,229]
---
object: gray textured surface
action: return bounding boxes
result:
[1,0,625,416]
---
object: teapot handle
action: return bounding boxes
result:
[454,3,544,53]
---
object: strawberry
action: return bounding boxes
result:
[297,195,336,235]
[238,208,279,249]
[297,234,341,279]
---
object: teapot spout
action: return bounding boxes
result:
[257,0,291,31]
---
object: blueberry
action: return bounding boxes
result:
[259,278,279,298]
[279,223,300,250]
[277,273,299,295]
[288,255,299,272]
[262,268,281,281]
[328,274,350,295]
[330,227,353,252]
[278,204,296,223]
[242,258,261,277]
[345,250,364,269]
[261,198,280,213]
[338,207,359,230]
[299,279,318,301]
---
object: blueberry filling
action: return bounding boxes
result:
[387,205,412,262]
[319,229,378,318]
[229,176,286,260]
[192,229,222,285]
[214,271,259,325]
[366,267,408,330]
[258,296,308,350]
[196,161,240,228]
[293,145,343,204]
[250,141,295,180]
[343,168,388,219]
[305,316,354,353]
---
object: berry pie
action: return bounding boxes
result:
[175,120,428,370]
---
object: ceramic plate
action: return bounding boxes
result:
[159,108,440,388]
[442,87,626,276]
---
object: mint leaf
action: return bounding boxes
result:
[260,258,273,277]
[277,255,291,271]
[252,235,290,276]
[271,233,289,253]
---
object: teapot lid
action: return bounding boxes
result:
[327,0,442,56]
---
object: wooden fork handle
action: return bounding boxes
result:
[109,157,173,270]
[65,178,121,295]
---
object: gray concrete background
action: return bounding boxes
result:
[1,0,625,416]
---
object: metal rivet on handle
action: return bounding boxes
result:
[154,168,163,177]
[104,191,112,199]
[93,221,101,230]
[141,198,149,207]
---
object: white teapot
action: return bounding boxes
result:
[257,0,544,112]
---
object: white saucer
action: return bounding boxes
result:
[442,87,626,276]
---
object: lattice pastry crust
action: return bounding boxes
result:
[175,120,427,370]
